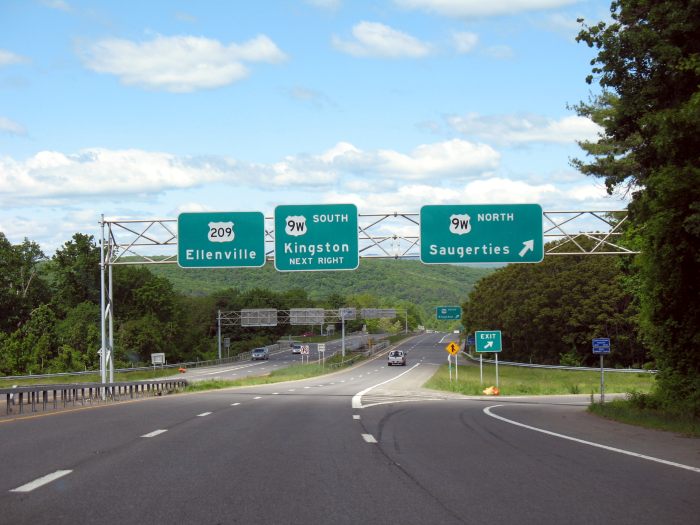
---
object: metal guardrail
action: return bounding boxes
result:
[463,353,657,373]
[1,379,188,416]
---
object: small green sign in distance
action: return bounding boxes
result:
[178,212,265,268]
[420,204,543,264]
[475,330,502,353]
[436,306,462,320]
[274,204,359,271]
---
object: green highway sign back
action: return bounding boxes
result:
[475,330,502,353]
[274,204,359,271]
[178,212,265,268]
[420,204,543,264]
[436,306,462,320]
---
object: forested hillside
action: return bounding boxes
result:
[145,258,492,321]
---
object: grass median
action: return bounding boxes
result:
[185,353,367,392]
[424,361,655,396]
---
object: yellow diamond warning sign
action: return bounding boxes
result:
[445,342,460,355]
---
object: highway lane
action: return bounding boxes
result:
[177,333,372,382]
[1,332,698,524]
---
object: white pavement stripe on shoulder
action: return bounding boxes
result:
[353,415,361,420]
[141,429,168,438]
[483,405,700,474]
[362,434,377,443]
[197,412,212,417]
[11,470,73,493]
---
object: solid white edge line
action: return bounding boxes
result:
[141,429,168,438]
[11,470,73,493]
[362,433,378,443]
[197,412,212,417]
[352,363,421,409]
[483,405,700,474]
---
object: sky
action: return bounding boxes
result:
[0,0,626,254]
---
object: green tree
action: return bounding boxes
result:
[51,233,101,311]
[575,1,700,412]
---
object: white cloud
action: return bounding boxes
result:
[332,21,431,58]
[0,117,26,136]
[80,34,287,92]
[0,139,499,208]
[447,113,601,145]
[40,0,71,11]
[0,49,29,66]
[453,32,478,53]
[395,0,580,18]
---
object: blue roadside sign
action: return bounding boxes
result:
[592,338,611,354]
[467,335,475,345]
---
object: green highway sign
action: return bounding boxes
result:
[475,330,502,353]
[274,204,359,271]
[178,212,265,268]
[420,204,543,264]
[436,306,462,320]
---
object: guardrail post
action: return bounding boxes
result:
[19,392,23,414]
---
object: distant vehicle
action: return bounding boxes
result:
[453,330,460,334]
[387,350,406,366]
[251,347,269,360]
[291,343,302,354]
[302,332,313,337]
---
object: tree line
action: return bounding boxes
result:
[0,231,421,376]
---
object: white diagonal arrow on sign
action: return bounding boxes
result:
[484,341,494,349]
[519,240,534,257]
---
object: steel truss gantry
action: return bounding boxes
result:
[99,209,636,383]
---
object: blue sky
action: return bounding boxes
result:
[0,0,625,253]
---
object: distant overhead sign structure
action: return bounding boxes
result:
[178,212,265,268]
[436,306,461,320]
[241,309,278,327]
[475,330,502,353]
[274,204,359,271]
[361,308,396,319]
[420,204,543,264]
[290,308,325,326]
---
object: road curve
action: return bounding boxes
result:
[1,333,698,524]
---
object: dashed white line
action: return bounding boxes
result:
[353,415,361,420]
[272,392,279,395]
[362,434,377,443]
[288,389,296,392]
[231,403,240,406]
[304,386,310,389]
[197,412,212,417]
[141,429,168,438]
[11,470,73,493]
[254,396,262,400]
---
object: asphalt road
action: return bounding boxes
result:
[1,333,698,524]
[178,333,371,382]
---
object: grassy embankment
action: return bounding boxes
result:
[426,362,699,436]
[0,368,178,387]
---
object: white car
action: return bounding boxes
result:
[291,343,302,354]
[387,350,406,366]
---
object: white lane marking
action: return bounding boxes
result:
[197,412,212,417]
[288,389,296,392]
[254,396,262,400]
[272,392,279,395]
[11,470,73,493]
[353,415,361,420]
[362,434,378,443]
[352,363,421,409]
[304,386,310,389]
[483,405,700,474]
[141,429,168,438]
[231,403,240,406]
